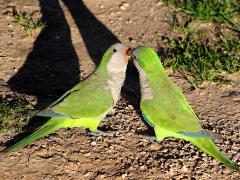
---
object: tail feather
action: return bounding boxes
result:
[190,138,238,171]
[177,130,222,140]
[154,127,238,170]
[1,123,60,153]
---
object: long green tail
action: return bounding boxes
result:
[190,138,238,170]
[1,122,60,153]
[155,127,238,170]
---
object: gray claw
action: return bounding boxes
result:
[90,129,115,137]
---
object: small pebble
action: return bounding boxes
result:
[150,143,160,151]
[119,2,129,10]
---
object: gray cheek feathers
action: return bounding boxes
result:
[133,60,153,100]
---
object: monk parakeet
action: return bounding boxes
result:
[2,43,132,153]
[132,46,238,170]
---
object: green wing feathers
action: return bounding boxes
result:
[51,71,112,119]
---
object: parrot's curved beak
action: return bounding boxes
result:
[123,47,132,61]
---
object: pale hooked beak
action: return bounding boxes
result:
[123,47,132,61]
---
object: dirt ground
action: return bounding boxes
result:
[0,0,239,179]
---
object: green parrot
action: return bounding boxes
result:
[132,46,238,170]
[2,43,132,153]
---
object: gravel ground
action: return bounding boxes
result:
[0,0,239,179]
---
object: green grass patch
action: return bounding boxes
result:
[161,34,240,86]
[170,11,191,32]
[164,0,240,24]
[220,37,240,56]
[13,9,47,36]
[0,96,33,132]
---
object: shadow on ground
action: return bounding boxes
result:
[7,0,120,108]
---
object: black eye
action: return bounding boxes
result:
[113,49,117,52]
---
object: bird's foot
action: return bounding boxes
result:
[141,134,156,143]
[89,129,115,137]
[101,118,108,122]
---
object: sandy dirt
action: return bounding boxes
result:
[0,0,239,179]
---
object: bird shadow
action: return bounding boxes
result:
[7,0,121,109]
[8,0,80,109]
[3,0,153,148]
[62,0,120,66]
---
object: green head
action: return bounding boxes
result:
[132,46,164,74]
[100,43,132,73]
